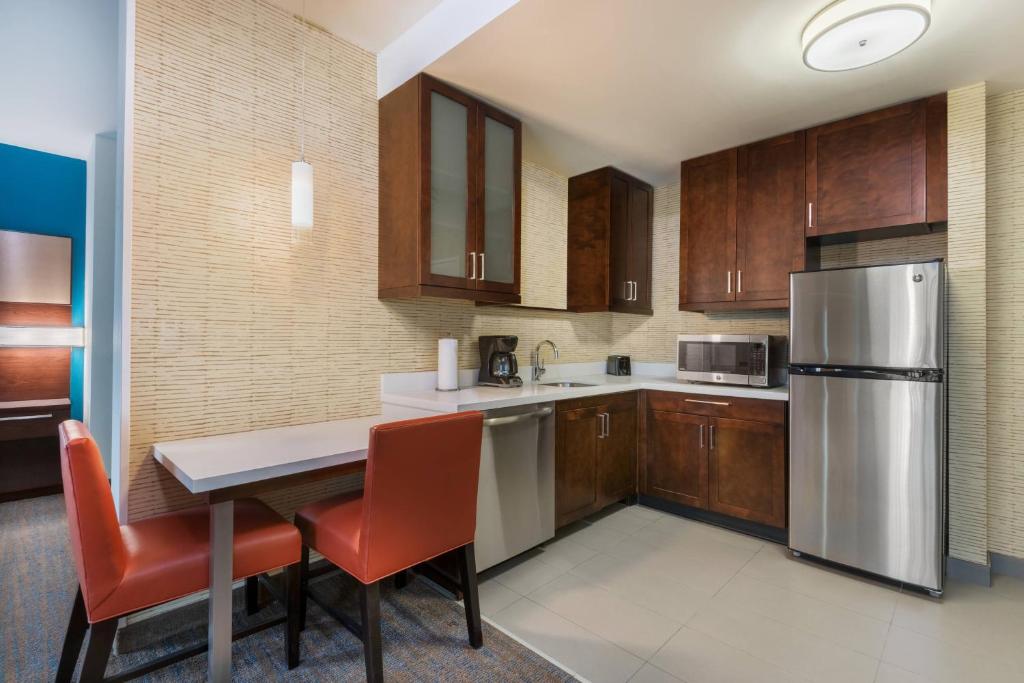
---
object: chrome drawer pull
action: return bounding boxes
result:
[469,252,477,280]
[0,413,53,422]
[710,424,716,450]
[684,399,730,406]
[699,424,704,449]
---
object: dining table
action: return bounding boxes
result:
[152,414,387,682]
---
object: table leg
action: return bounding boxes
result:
[209,500,234,682]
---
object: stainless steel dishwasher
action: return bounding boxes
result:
[474,402,556,571]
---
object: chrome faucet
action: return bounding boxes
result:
[532,340,560,382]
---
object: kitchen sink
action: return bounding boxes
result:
[540,381,595,388]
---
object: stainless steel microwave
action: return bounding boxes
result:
[676,334,787,387]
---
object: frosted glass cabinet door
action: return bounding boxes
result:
[480,111,519,289]
[429,91,470,280]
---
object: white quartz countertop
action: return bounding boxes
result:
[381,371,788,414]
[152,415,383,494]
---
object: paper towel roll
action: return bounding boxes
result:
[437,338,458,391]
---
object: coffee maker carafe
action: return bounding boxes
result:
[478,335,523,388]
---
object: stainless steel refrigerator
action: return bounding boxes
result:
[789,260,945,595]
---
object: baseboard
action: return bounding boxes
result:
[945,555,991,586]
[991,552,1024,580]
[637,494,788,544]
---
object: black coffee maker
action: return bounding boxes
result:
[478,335,523,388]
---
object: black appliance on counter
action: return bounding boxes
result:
[478,335,523,388]
[606,355,631,376]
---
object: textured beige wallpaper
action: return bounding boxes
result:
[946,83,990,564]
[518,161,568,310]
[986,89,1024,558]
[129,0,611,519]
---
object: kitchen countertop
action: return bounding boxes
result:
[381,372,788,413]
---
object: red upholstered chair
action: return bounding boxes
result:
[294,411,485,683]
[55,421,303,682]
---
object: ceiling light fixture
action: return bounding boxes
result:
[802,0,931,72]
[292,0,313,229]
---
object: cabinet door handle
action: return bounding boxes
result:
[604,413,610,437]
[726,271,732,294]
[469,252,477,280]
[597,412,608,439]
[629,281,635,301]
[684,398,731,406]
[709,424,716,450]
[699,424,704,449]
[623,281,629,301]
[0,413,53,422]
[479,252,485,281]
[808,202,815,228]
[737,270,742,294]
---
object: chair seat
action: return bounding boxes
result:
[87,499,300,622]
[294,491,366,581]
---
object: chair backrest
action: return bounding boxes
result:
[58,421,126,619]
[359,411,484,582]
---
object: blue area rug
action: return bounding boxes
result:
[0,495,576,681]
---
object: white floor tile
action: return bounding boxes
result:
[477,578,520,616]
[536,536,599,572]
[893,579,1024,665]
[606,531,756,595]
[688,603,879,683]
[643,513,765,553]
[712,573,890,658]
[625,504,668,522]
[560,522,631,553]
[570,552,712,623]
[628,663,684,683]
[651,626,806,683]
[874,662,929,683]
[489,597,645,683]
[882,625,1023,683]
[529,573,682,659]
[489,553,566,595]
[740,545,899,622]
[587,507,658,535]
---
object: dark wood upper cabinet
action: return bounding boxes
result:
[806,94,947,238]
[736,132,806,304]
[680,149,737,308]
[379,73,521,303]
[567,167,653,314]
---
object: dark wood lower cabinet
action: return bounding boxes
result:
[644,410,707,509]
[556,393,637,528]
[556,390,786,532]
[641,391,787,531]
[708,417,786,528]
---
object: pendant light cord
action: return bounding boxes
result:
[299,0,307,161]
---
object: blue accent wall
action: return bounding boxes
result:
[0,143,87,419]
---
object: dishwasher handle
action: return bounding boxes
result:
[482,406,554,428]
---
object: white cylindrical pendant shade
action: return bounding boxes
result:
[291,160,313,229]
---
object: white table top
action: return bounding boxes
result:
[152,415,385,494]
[381,373,789,413]
[0,397,71,411]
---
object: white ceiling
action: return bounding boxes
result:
[424,0,1024,186]
[267,0,443,53]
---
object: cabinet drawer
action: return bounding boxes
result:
[0,407,70,442]
[556,390,636,413]
[646,390,784,425]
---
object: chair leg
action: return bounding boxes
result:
[299,545,309,632]
[55,586,88,683]
[79,618,117,683]
[286,562,301,669]
[456,543,483,649]
[245,575,260,616]
[359,581,383,683]
[393,568,409,590]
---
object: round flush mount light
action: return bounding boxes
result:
[802,0,931,72]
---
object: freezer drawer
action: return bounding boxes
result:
[789,373,944,591]
[790,261,944,369]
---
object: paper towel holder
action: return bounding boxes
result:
[436,335,460,392]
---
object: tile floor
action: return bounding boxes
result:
[478,504,1024,683]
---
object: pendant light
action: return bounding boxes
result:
[802,0,931,72]
[292,0,313,229]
